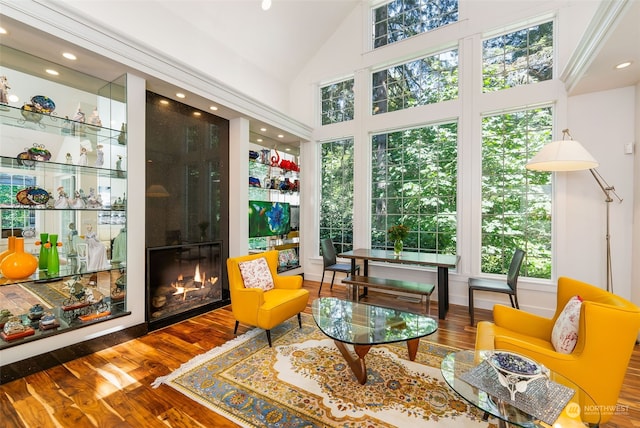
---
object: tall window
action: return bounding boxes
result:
[0,173,37,231]
[320,79,354,125]
[483,21,553,92]
[371,122,458,253]
[319,138,355,254]
[372,50,458,115]
[373,0,459,48]
[481,107,553,278]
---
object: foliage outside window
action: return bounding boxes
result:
[0,173,36,230]
[373,0,459,48]
[372,50,458,115]
[481,106,553,278]
[483,21,553,92]
[371,122,458,253]
[320,79,354,125]
[319,138,355,254]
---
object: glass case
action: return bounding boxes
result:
[0,46,129,348]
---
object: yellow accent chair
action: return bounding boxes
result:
[227,250,309,347]
[475,276,640,423]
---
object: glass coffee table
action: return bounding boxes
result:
[311,297,438,384]
[441,350,601,427]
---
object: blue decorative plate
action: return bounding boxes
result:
[30,95,56,114]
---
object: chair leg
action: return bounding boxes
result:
[469,288,475,326]
[234,320,239,334]
[513,295,519,309]
[318,271,326,296]
[266,330,272,347]
[297,313,302,329]
[330,272,336,290]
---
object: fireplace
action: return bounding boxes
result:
[146,241,229,330]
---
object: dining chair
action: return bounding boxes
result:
[468,248,525,325]
[318,238,360,296]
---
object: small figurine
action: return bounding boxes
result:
[116,155,124,177]
[28,304,45,320]
[87,107,102,128]
[54,186,69,209]
[95,144,104,167]
[117,123,126,145]
[78,146,88,166]
[0,75,10,109]
[73,105,85,136]
[65,152,73,164]
[40,312,56,326]
[61,116,73,135]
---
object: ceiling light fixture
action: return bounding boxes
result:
[261,0,272,11]
[193,112,201,116]
[209,106,218,111]
[176,93,186,99]
[45,69,59,76]
[277,134,284,138]
[62,52,77,60]
[160,100,169,105]
[260,127,267,132]
[257,138,264,143]
[615,61,632,69]
[0,27,8,35]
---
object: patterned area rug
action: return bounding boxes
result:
[153,314,494,427]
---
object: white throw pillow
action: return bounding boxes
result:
[238,257,274,291]
[551,295,583,354]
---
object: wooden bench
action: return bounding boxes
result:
[342,275,435,315]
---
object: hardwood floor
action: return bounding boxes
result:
[1,280,638,427]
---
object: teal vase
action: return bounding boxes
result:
[38,233,49,271]
[47,234,60,276]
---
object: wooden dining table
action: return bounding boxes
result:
[338,248,460,320]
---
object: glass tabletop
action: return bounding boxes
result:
[311,297,437,346]
[440,350,601,427]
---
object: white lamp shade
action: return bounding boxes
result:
[526,139,599,172]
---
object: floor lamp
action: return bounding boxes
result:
[526,129,623,293]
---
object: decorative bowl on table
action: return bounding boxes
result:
[487,351,547,400]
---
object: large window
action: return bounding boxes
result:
[0,173,36,232]
[371,122,458,253]
[483,21,553,92]
[372,50,458,115]
[481,107,553,278]
[319,138,355,254]
[373,0,459,48]
[320,79,354,125]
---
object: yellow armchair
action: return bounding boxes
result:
[475,276,640,423]
[227,251,309,346]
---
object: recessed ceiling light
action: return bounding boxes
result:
[160,100,169,105]
[257,138,263,143]
[176,93,186,98]
[277,134,284,138]
[261,0,272,11]
[285,148,291,152]
[615,61,632,70]
[62,52,77,60]
[193,111,201,116]
[45,69,59,76]
[209,105,218,111]
[0,27,7,35]
[260,127,267,132]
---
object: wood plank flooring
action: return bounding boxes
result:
[1,280,638,427]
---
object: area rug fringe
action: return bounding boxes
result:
[151,327,263,388]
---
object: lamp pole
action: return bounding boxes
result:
[588,168,623,293]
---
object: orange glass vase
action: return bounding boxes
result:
[0,237,38,280]
[0,236,16,265]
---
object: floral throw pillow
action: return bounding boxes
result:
[551,295,583,354]
[238,257,274,291]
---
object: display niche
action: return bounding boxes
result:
[0,46,129,349]
[248,146,301,273]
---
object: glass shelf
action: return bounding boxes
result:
[0,156,127,177]
[0,264,126,286]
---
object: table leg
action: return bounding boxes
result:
[362,260,369,297]
[334,340,371,385]
[406,338,419,361]
[437,266,449,320]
